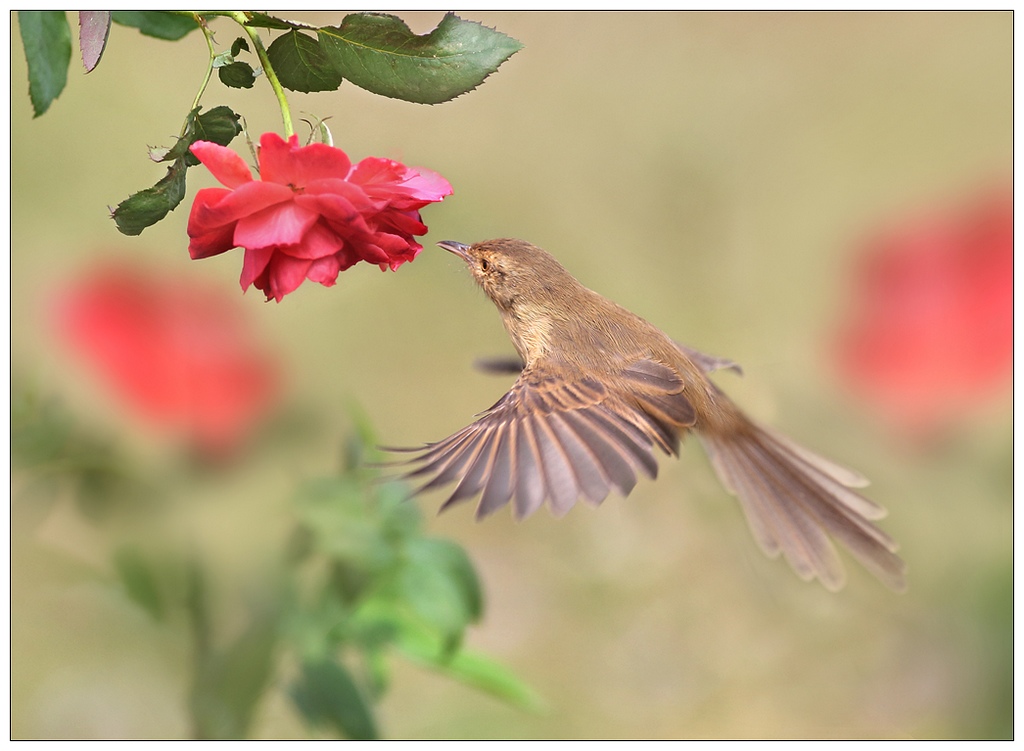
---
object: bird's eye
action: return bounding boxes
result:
[479,257,490,271]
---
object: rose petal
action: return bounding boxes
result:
[295,192,374,237]
[191,141,254,189]
[403,166,454,201]
[235,200,319,249]
[258,132,351,187]
[240,246,274,291]
[304,178,377,212]
[189,224,237,260]
[277,221,344,260]
[348,158,452,211]
[188,182,294,237]
[306,254,343,286]
[376,209,428,237]
[265,254,314,302]
[334,246,364,272]
[188,188,238,258]
[358,231,421,270]
[349,240,391,265]
[347,156,404,187]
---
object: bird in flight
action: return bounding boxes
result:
[389,238,906,592]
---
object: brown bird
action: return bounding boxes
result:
[391,238,906,591]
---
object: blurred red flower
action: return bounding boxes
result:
[52,263,281,455]
[833,189,1012,438]
[187,132,452,301]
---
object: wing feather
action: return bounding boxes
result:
[477,422,516,518]
[512,418,546,520]
[393,358,694,519]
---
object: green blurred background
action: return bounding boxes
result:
[11,11,1012,739]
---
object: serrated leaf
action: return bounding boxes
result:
[218,61,256,89]
[111,11,199,40]
[318,12,522,105]
[194,105,243,145]
[18,11,72,117]
[114,547,164,620]
[290,658,378,740]
[242,12,314,31]
[79,11,111,72]
[164,106,241,165]
[112,105,240,235]
[152,109,200,164]
[230,36,250,57]
[267,30,343,94]
[111,161,187,236]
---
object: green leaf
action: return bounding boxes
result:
[18,11,72,117]
[386,538,483,655]
[153,106,236,164]
[317,12,522,105]
[242,12,313,31]
[290,658,378,740]
[150,109,198,163]
[111,160,187,236]
[191,612,280,740]
[112,105,240,235]
[78,11,111,73]
[391,616,543,711]
[218,61,256,89]
[430,650,545,712]
[230,36,250,57]
[114,547,164,620]
[193,105,244,147]
[111,11,200,41]
[267,30,343,94]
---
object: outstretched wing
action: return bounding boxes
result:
[392,358,697,520]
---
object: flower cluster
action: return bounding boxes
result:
[187,133,452,301]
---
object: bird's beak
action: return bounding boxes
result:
[437,240,471,261]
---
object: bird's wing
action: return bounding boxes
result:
[392,358,696,520]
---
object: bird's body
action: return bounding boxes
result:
[393,238,906,591]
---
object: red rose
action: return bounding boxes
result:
[187,133,453,301]
[52,262,282,456]
[833,188,1012,438]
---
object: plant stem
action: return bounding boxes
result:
[228,12,294,138]
[186,14,217,135]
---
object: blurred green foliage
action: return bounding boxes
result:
[12,392,535,739]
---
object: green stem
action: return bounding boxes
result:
[185,13,217,135]
[228,12,294,138]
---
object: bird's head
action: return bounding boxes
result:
[437,238,578,314]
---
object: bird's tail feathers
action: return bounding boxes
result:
[699,416,906,592]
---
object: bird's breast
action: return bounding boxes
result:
[503,300,554,363]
